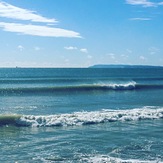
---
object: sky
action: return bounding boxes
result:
[0,0,163,67]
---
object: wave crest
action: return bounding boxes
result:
[93,81,136,90]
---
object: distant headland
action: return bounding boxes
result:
[89,64,163,68]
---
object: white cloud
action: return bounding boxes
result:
[121,54,129,58]
[0,2,81,38]
[80,48,88,53]
[130,17,151,21]
[107,53,116,59]
[0,1,57,23]
[140,55,146,60]
[148,47,160,55]
[64,46,78,50]
[0,22,81,38]
[64,47,89,54]
[126,0,155,7]
[17,45,24,51]
[126,0,163,7]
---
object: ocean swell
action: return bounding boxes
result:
[0,81,137,95]
[1,81,163,95]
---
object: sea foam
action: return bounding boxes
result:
[16,107,163,127]
[81,154,163,163]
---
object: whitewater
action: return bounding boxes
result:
[1,106,163,127]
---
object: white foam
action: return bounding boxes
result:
[16,107,163,127]
[94,81,137,90]
[82,155,163,163]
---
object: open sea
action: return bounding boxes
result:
[0,67,163,163]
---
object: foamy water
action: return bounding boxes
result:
[82,155,163,163]
[15,107,163,127]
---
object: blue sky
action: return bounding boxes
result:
[0,0,163,67]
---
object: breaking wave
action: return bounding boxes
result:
[1,81,163,95]
[0,81,153,95]
[81,154,163,163]
[1,107,163,127]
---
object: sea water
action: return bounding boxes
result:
[0,68,163,162]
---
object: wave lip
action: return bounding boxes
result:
[0,114,21,126]
[16,107,163,127]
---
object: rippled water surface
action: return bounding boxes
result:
[0,68,163,162]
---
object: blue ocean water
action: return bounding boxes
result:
[0,68,163,162]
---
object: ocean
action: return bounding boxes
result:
[0,67,163,163]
